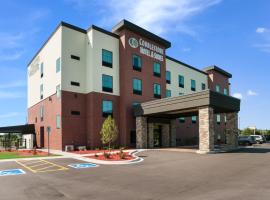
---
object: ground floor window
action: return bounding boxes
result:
[56,115,61,129]
[191,116,197,124]
[130,130,136,144]
[102,100,113,117]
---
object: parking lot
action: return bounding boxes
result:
[1,145,270,200]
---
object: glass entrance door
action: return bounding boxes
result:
[154,126,162,147]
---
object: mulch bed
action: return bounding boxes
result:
[87,152,134,161]
[71,150,122,155]
[0,150,50,156]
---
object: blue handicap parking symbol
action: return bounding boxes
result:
[0,169,26,176]
[68,163,99,169]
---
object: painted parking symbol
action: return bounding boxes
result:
[68,163,99,169]
[0,169,26,176]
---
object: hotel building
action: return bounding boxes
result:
[27,20,240,152]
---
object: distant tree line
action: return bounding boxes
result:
[240,128,270,140]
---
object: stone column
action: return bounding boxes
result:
[198,107,215,153]
[136,116,147,149]
[226,112,238,149]
[148,123,154,148]
[162,124,170,147]
[170,119,177,147]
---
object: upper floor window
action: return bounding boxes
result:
[56,57,61,73]
[216,85,221,93]
[217,114,221,125]
[102,49,113,68]
[191,79,196,91]
[71,55,80,61]
[133,78,142,95]
[56,115,61,129]
[56,84,61,98]
[179,117,185,123]
[71,111,80,115]
[178,75,184,88]
[192,116,197,124]
[71,81,80,87]
[153,62,161,77]
[202,83,206,90]
[166,71,171,84]
[153,83,161,98]
[40,84,43,100]
[40,106,44,121]
[224,88,228,95]
[102,74,113,93]
[132,55,142,71]
[40,62,44,78]
[102,100,113,117]
[166,89,171,97]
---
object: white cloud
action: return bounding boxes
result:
[0,81,26,89]
[233,93,243,99]
[247,90,258,96]
[0,51,24,61]
[0,112,20,119]
[0,91,24,99]
[256,27,267,34]
[181,48,191,52]
[68,0,222,36]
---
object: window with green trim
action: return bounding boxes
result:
[102,74,113,93]
[153,83,161,98]
[202,83,206,90]
[56,84,61,99]
[224,88,228,95]
[133,79,142,95]
[192,116,197,124]
[40,62,44,78]
[216,85,220,93]
[132,55,142,71]
[153,62,161,77]
[217,114,221,125]
[56,58,61,73]
[166,71,171,84]
[40,84,43,100]
[191,79,196,91]
[178,75,184,88]
[179,117,185,123]
[102,100,113,117]
[166,89,171,97]
[102,49,113,67]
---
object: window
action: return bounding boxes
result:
[102,49,113,67]
[192,116,197,124]
[132,102,140,108]
[56,115,61,129]
[40,106,44,121]
[153,62,161,77]
[40,62,44,78]
[56,57,61,73]
[102,100,113,117]
[217,114,221,125]
[102,74,113,92]
[132,55,142,71]
[166,89,171,97]
[202,83,206,90]
[153,83,161,98]
[133,79,142,95]
[216,85,220,93]
[224,88,228,95]
[40,84,43,100]
[179,92,184,96]
[191,79,196,91]
[224,115,227,125]
[71,55,80,60]
[166,71,171,84]
[178,75,184,88]
[56,85,61,99]
[130,130,136,144]
[71,81,80,87]
[71,111,80,115]
[179,117,185,123]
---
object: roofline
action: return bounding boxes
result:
[166,56,208,75]
[203,65,232,78]
[112,19,171,48]
[88,25,120,39]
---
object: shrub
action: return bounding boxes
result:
[104,152,111,159]
[94,153,99,157]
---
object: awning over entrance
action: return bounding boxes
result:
[134,90,240,118]
[0,124,35,135]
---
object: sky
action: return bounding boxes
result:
[0,0,269,129]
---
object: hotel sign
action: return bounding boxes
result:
[128,37,164,62]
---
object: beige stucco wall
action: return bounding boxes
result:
[27,27,62,108]
[166,58,208,97]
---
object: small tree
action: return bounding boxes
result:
[100,116,118,152]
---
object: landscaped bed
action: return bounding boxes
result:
[0,150,58,159]
[71,149,121,155]
[86,152,134,161]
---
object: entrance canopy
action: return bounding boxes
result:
[134,90,240,118]
[0,124,35,135]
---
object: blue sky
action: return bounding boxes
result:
[0,0,269,129]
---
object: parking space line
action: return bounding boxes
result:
[16,160,38,173]
[41,159,68,170]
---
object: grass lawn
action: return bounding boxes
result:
[0,152,60,160]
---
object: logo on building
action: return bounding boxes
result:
[128,37,139,48]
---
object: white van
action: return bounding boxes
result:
[250,135,265,144]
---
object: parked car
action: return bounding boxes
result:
[238,136,256,146]
[250,135,265,144]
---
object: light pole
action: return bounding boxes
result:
[47,126,51,156]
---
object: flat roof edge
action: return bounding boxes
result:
[203,65,232,78]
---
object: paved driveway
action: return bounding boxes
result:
[1,145,270,200]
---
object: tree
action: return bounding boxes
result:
[100,116,118,151]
